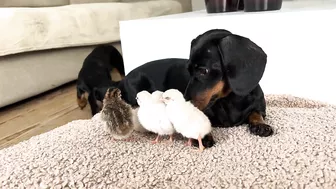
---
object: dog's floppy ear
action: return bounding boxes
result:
[188,29,232,72]
[190,29,232,56]
[218,34,267,96]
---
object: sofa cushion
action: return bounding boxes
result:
[0,0,183,56]
[70,0,120,4]
[0,0,69,7]
[120,0,192,12]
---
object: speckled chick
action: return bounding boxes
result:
[100,88,134,141]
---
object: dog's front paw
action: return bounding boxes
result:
[191,134,215,148]
[249,123,274,137]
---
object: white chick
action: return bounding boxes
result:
[131,107,147,133]
[151,90,164,101]
[136,90,175,144]
[132,90,164,133]
[162,89,212,152]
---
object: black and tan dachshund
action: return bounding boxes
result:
[76,44,125,115]
[117,29,273,148]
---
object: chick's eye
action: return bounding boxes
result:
[165,97,171,100]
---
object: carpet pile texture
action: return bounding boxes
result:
[0,95,336,188]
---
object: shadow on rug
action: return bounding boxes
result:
[0,95,336,188]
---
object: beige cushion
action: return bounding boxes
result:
[70,0,120,4]
[120,0,151,1]
[174,0,192,12]
[0,1,183,56]
[120,0,192,12]
[0,0,69,7]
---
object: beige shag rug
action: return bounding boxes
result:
[1,95,336,189]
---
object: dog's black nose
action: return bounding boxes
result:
[184,95,190,101]
[183,92,191,101]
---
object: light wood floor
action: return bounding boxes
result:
[0,82,92,150]
[0,70,122,150]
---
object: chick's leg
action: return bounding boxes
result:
[197,135,205,152]
[122,137,135,142]
[169,134,174,142]
[151,135,160,144]
[164,134,174,144]
[185,138,192,146]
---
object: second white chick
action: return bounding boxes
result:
[131,107,147,133]
[136,90,175,144]
[151,90,164,101]
[162,89,212,152]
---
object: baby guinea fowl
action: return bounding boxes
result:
[100,88,134,141]
[162,89,212,152]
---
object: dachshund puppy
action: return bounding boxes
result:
[117,29,273,148]
[76,44,125,115]
[185,29,273,138]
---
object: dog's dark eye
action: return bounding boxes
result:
[197,67,209,76]
[165,97,171,100]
